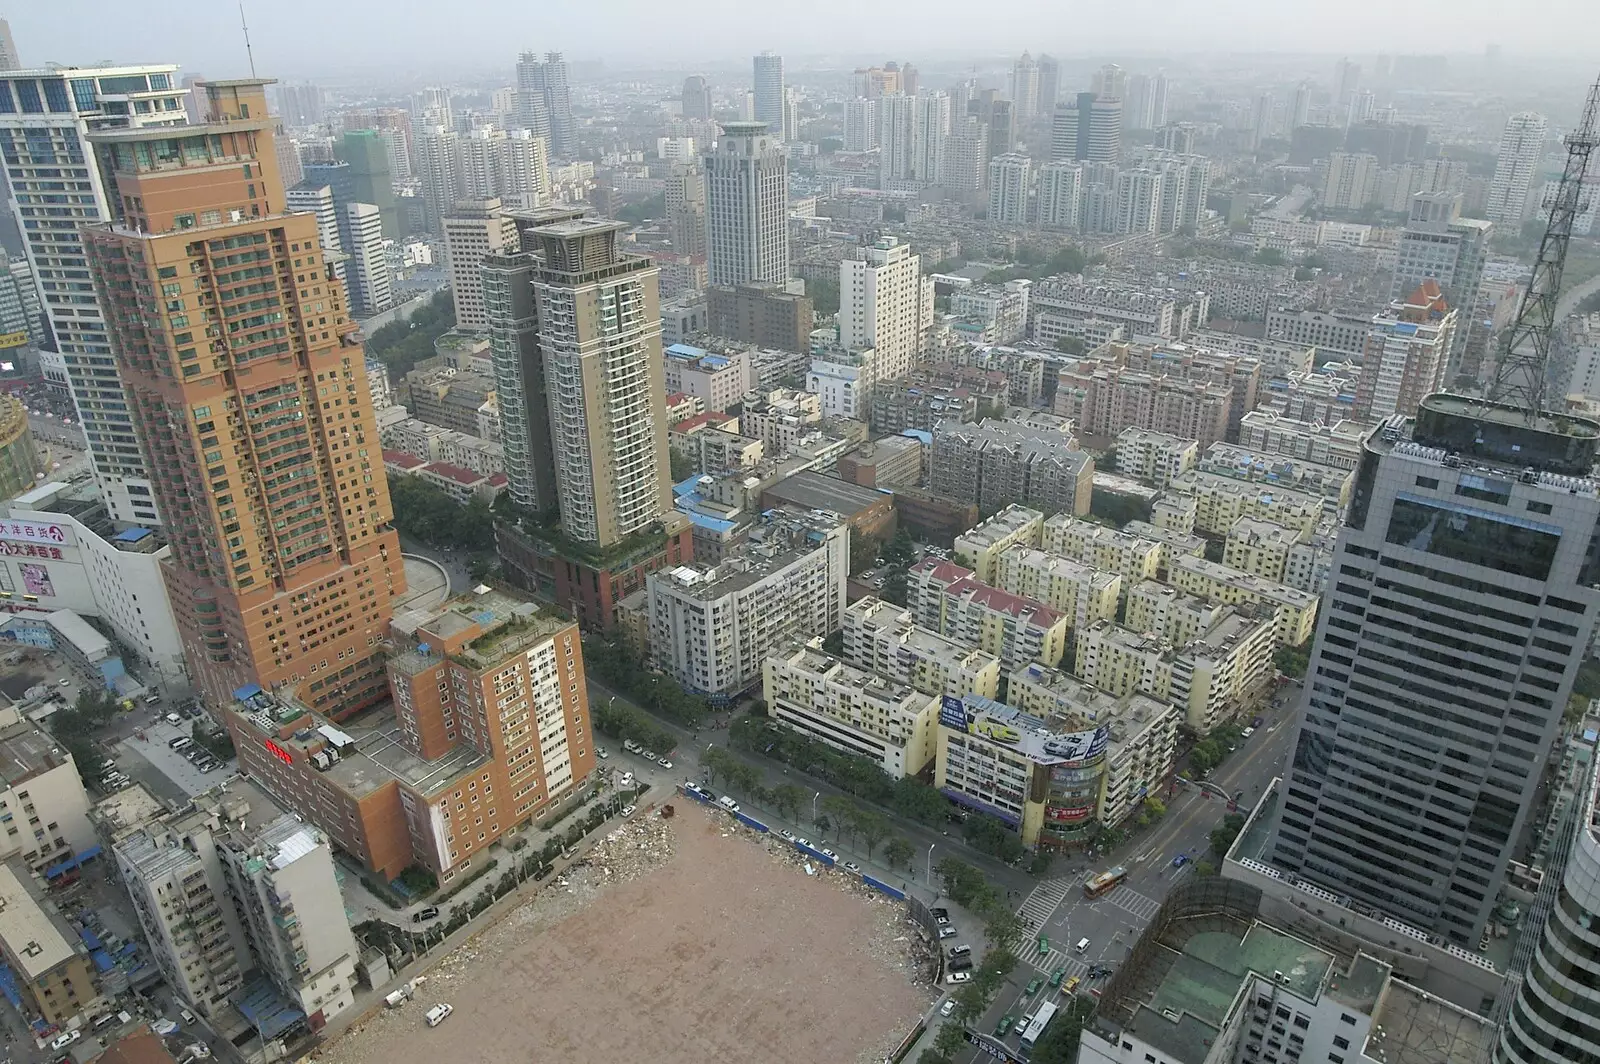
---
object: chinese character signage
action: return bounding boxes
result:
[0,520,73,548]
[0,542,64,559]
[939,694,969,731]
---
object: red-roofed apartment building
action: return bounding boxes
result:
[416,461,507,505]
[904,558,1070,670]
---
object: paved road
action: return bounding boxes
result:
[942,684,1303,1062]
[588,678,1040,899]
[1556,270,1600,320]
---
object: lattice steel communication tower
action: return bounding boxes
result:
[1487,73,1600,418]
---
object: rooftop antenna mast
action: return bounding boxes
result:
[1487,72,1600,419]
[239,3,257,78]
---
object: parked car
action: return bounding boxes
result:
[940,999,956,1017]
[946,972,971,984]
[178,1007,196,1025]
[50,1031,80,1050]
[843,861,861,873]
[658,759,673,770]
[411,906,440,923]
[779,830,797,843]
[621,804,637,817]
[1241,726,1256,739]
[939,926,958,939]
[596,747,608,759]
[820,848,838,860]
[425,1003,453,1027]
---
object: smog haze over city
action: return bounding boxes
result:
[4,2,1600,1064]
[13,0,1600,75]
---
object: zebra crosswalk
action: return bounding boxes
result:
[1020,947,1091,979]
[1016,877,1074,929]
[1106,884,1162,921]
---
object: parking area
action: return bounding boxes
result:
[113,713,236,797]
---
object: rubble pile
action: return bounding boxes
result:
[320,811,681,1061]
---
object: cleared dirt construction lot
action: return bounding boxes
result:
[323,803,932,1064]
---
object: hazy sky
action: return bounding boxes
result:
[10,0,1600,80]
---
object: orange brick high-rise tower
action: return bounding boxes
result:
[83,79,405,718]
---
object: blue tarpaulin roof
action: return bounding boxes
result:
[45,845,101,879]
[111,527,152,542]
[0,963,21,1009]
[78,926,102,951]
[90,949,113,973]
[234,977,306,1040]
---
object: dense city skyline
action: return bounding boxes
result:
[10,1,1600,77]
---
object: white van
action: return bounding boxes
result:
[425,1003,453,1027]
[1076,937,1090,953]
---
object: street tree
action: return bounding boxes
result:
[770,784,807,822]
[856,808,892,860]
[884,836,915,870]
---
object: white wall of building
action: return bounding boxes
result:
[0,499,187,685]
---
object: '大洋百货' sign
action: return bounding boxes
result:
[0,520,73,548]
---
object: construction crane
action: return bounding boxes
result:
[1487,72,1600,418]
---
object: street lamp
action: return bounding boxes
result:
[812,790,821,824]
[926,842,936,886]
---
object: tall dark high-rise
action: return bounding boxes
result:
[341,130,399,239]
[682,75,712,120]
[1268,396,1600,947]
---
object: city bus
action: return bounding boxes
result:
[1018,1000,1059,1056]
[1083,865,1129,898]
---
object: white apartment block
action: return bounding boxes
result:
[114,794,359,1025]
[841,596,1002,700]
[0,705,95,876]
[443,198,520,331]
[1167,469,1323,536]
[217,816,360,1023]
[1114,427,1199,487]
[1485,111,1548,224]
[764,644,939,777]
[380,417,504,476]
[839,237,932,384]
[1074,611,1276,731]
[704,121,790,287]
[1041,513,1163,584]
[1004,664,1179,828]
[1114,167,1164,234]
[989,154,1032,226]
[1038,162,1082,230]
[663,343,754,412]
[1322,152,1378,210]
[1166,552,1321,646]
[342,202,394,319]
[806,341,873,420]
[0,64,191,527]
[5,487,189,685]
[992,546,1122,632]
[648,513,848,702]
[954,504,1047,583]
[1238,410,1367,471]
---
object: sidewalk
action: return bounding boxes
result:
[587,677,1040,898]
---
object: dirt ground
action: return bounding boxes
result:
[318,803,935,1064]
